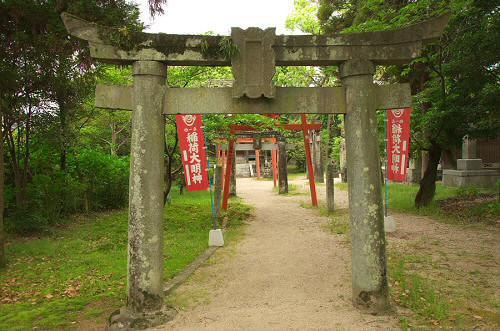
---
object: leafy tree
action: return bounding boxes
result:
[318,0,499,207]
[0,1,144,239]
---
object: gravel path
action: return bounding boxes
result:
[154,178,398,331]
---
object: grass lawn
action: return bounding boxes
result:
[0,190,251,330]
[336,182,499,224]
[271,183,305,196]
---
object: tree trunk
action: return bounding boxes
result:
[415,141,442,208]
[0,113,5,267]
[110,122,117,156]
[59,102,68,171]
[5,126,27,208]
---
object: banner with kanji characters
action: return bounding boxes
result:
[387,108,412,182]
[176,114,209,192]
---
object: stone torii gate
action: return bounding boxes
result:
[61,12,449,328]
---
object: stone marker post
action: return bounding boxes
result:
[278,139,288,194]
[127,61,166,314]
[341,60,389,312]
[326,163,335,213]
[313,131,325,183]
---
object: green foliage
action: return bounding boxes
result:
[218,37,239,60]
[5,149,129,234]
[286,0,321,34]
[318,0,500,206]
[0,191,251,330]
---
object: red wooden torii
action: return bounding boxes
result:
[222,116,322,210]
[216,136,278,185]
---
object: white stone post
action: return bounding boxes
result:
[341,59,389,313]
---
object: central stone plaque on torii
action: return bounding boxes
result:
[60,11,450,330]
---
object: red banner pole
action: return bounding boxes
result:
[301,114,318,206]
[222,139,235,210]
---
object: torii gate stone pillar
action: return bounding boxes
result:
[128,61,166,312]
[341,59,388,310]
[60,11,450,328]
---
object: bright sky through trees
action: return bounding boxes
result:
[138,0,297,35]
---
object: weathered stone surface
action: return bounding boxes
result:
[127,61,166,314]
[443,169,500,188]
[406,158,422,183]
[62,12,449,66]
[213,164,223,220]
[231,27,276,98]
[108,306,176,331]
[341,59,389,313]
[312,131,324,183]
[208,229,224,247]
[95,85,132,110]
[325,163,336,213]
[462,137,477,159]
[457,159,483,170]
[278,140,288,194]
[95,85,411,114]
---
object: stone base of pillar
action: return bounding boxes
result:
[208,229,225,247]
[108,306,176,331]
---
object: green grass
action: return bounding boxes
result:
[272,183,304,196]
[299,201,349,236]
[287,172,307,180]
[336,182,498,224]
[0,190,250,330]
[389,255,451,329]
[313,199,457,328]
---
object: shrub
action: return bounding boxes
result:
[6,149,129,234]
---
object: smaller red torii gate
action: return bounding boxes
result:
[216,136,279,186]
[222,117,322,210]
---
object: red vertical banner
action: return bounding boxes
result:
[176,114,209,192]
[387,108,412,182]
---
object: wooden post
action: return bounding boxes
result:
[301,114,318,206]
[278,139,288,194]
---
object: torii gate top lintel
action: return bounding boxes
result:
[61,12,450,67]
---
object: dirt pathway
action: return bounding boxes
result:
[291,176,500,329]
[154,178,398,330]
